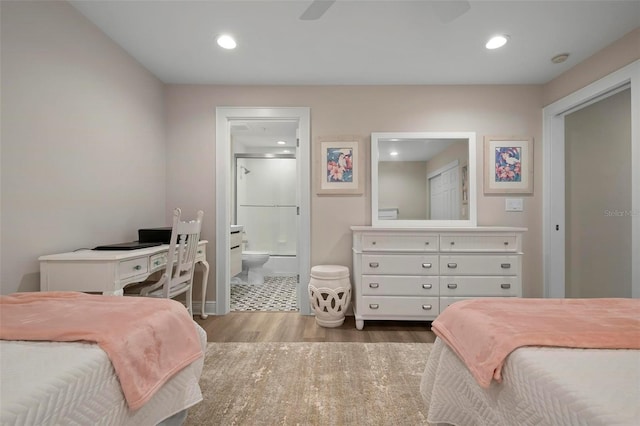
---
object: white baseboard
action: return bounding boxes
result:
[192,300,217,317]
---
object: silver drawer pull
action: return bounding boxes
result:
[422,284,432,289]
[369,304,379,310]
[422,263,432,269]
[134,265,142,271]
[501,263,511,269]
[422,304,432,310]
[450,241,455,245]
[501,283,511,289]
[369,262,379,268]
[447,283,458,289]
[154,260,161,266]
[425,241,430,245]
[504,241,509,246]
[372,241,376,245]
[447,263,457,268]
[369,283,379,289]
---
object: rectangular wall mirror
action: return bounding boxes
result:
[371,132,477,228]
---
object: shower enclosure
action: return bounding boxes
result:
[234,154,298,275]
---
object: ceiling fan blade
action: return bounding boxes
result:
[299,0,336,21]
[431,0,471,23]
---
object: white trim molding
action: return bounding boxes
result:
[543,60,639,298]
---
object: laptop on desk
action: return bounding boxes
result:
[93,241,162,251]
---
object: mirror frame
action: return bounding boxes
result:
[371,131,477,228]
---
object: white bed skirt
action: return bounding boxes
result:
[1,323,206,426]
[421,338,639,426]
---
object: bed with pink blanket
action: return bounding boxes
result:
[0,292,207,426]
[420,298,640,426]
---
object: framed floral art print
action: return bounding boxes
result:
[484,136,534,194]
[316,138,363,195]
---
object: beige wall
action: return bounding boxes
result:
[165,85,544,299]
[543,28,640,106]
[565,89,632,298]
[379,161,427,220]
[0,1,167,294]
[2,1,636,303]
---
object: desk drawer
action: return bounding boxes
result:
[362,234,438,252]
[362,254,438,275]
[362,275,438,296]
[119,257,148,280]
[361,296,440,317]
[440,255,519,275]
[150,253,168,271]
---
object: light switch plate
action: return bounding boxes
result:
[505,198,524,212]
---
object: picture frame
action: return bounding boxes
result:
[316,138,363,195]
[484,136,534,194]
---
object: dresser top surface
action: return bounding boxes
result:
[350,226,527,233]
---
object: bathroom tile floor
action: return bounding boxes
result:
[230,276,299,312]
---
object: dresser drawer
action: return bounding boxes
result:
[440,255,520,275]
[362,234,438,252]
[440,297,480,313]
[362,275,438,296]
[118,257,148,279]
[361,296,440,317]
[440,234,518,252]
[362,254,439,275]
[439,276,520,296]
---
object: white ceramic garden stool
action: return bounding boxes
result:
[308,265,351,328]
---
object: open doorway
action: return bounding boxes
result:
[543,61,639,298]
[215,107,311,315]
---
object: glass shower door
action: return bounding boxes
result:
[235,156,297,256]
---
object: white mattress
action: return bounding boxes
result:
[1,323,206,426]
[421,338,640,426]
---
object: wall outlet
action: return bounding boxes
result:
[505,198,524,212]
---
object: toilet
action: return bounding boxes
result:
[241,251,270,285]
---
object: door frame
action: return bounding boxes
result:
[542,60,639,298]
[215,107,311,315]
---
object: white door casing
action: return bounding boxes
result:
[542,60,639,298]
[215,107,311,315]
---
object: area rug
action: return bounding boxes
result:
[184,342,432,425]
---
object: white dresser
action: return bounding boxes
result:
[351,226,526,330]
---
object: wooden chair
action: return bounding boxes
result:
[126,208,204,316]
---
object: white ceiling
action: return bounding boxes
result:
[70,0,640,86]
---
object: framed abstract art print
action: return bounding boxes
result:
[484,136,534,194]
[316,138,363,195]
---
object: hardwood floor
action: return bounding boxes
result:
[194,312,436,343]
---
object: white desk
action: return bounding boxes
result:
[39,241,210,319]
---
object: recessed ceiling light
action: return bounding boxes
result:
[390,151,399,156]
[283,150,291,153]
[551,53,570,64]
[216,34,237,50]
[277,140,286,145]
[486,35,509,50]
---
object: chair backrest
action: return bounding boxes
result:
[162,208,204,299]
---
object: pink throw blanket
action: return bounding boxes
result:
[432,298,640,388]
[0,292,203,410]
